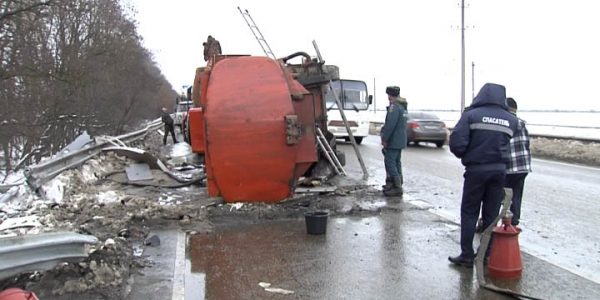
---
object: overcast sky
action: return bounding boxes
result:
[125,0,600,111]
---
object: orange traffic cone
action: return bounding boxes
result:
[487,213,523,279]
[0,288,39,300]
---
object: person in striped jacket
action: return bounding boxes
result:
[505,97,532,226]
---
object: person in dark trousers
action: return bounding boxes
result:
[382,95,408,192]
[380,86,408,197]
[161,107,177,145]
[474,97,532,232]
[505,97,532,226]
[448,83,518,267]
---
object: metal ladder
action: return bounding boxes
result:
[315,127,347,176]
[237,7,276,60]
[238,7,347,177]
[313,40,369,180]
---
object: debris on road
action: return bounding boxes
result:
[258,282,295,295]
[124,163,153,182]
[144,235,160,247]
[0,216,41,233]
[229,203,244,211]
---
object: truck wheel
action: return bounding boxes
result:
[435,141,444,148]
[183,119,190,143]
[354,137,363,144]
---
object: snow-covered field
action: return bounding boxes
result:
[369,110,600,140]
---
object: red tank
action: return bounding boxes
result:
[188,53,335,203]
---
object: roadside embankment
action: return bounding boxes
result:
[531,137,600,167]
[369,122,600,167]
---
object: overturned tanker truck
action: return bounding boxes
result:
[185,52,346,203]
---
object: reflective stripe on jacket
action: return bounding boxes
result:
[450,83,518,171]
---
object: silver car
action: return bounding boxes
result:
[406,112,448,148]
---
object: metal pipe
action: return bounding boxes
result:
[281,52,311,63]
[461,0,466,112]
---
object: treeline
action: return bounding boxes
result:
[0,0,175,171]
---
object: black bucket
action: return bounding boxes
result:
[304,211,329,235]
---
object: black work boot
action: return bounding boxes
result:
[382,177,393,191]
[383,176,403,197]
[448,255,474,268]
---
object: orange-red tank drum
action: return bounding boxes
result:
[202,56,316,202]
[188,107,205,154]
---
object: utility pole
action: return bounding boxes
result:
[460,0,466,112]
[471,61,475,100]
[373,77,376,113]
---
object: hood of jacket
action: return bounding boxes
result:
[470,83,507,109]
[390,96,407,108]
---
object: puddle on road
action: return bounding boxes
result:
[182,214,492,300]
[185,219,318,299]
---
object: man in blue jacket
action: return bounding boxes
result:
[380,86,408,197]
[448,83,518,267]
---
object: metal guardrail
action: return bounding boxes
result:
[24,119,162,189]
[0,232,98,280]
[0,182,22,193]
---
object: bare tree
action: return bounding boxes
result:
[0,0,175,170]
[0,0,52,22]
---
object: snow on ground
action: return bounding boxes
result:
[39,174,69,203]
[532,137,600,166]
[0,169,25,186]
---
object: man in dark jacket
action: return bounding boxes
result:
[448,83,518,267]
[380,86,408,197]
[161,107,177,145]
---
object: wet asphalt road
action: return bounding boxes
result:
[142,134,600,299]
[186,213,600,300]
[338,135,600,284]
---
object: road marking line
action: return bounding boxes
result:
[533,157,600,171]
[172,231,186,300]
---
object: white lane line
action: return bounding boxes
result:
[172,231,186,300]
[533,157,600,171]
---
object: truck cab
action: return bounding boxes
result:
[325,79,372,144]
[174,99,193,130]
